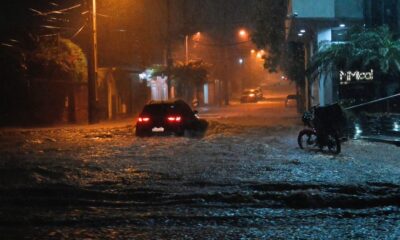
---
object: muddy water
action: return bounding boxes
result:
[0,123,400,239]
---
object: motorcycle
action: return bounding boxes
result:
[298,103,345,154]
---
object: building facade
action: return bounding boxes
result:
[286,0,365,108]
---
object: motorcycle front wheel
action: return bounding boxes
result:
[327,134,341,154]
[298,129,317,150]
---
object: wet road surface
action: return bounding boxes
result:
[1,101,400,239]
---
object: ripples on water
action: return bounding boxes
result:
[0,124,400,239]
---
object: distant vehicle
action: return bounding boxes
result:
[240,88,262,103]
[255,87,264,99]
[285,94,298,107]
[135,99,208,137]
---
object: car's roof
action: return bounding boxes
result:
[244,88,260,92]
[141,99,193,115]
[147,99,188,106]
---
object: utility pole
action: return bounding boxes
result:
[183,0,189,65]
[185,35,189,64]
[87,0,98,124]
[222,0,229,105]
[166,0,172,99]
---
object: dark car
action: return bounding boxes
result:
[240,89,259,103]
[255,87,264,99]
[135,99,208,137]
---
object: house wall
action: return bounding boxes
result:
[149,76,169,101]
[73,84,88,123]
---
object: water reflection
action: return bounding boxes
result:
[353,123,363,139]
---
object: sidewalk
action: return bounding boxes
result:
[354,113,400,146]
[360,135,400,146]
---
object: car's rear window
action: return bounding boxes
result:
[141,101,195,118]
[142,104,176,115]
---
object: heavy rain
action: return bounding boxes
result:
[1,0,400,239]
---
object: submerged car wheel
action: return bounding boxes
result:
[175,130,185,136]
[135,128,150,137]
[298,129,317,150]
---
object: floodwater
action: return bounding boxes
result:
[1,103,400,239]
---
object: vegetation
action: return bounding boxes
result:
[252,0,288,73]
[252,0,306,111]
[27,37,87,82]
[171,60,210,102]
[0,35,88,124]
[310,26,400,97]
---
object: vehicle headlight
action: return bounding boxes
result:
[249,93,255,97]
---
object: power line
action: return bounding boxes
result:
[70,20,88,39]
[29,4,82,16]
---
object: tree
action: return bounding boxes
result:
[0,35,88,124]
[252,0,288,73]
[27,37,87,82]
[252,0,308,112]
[171,60,210,102]
[310,26,400,98]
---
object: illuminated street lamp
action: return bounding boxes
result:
[193,32,201,40]
[185,32,200,64]
[238,29,248,38]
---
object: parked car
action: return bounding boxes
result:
[285,94,298,107]
[240,89,261,103]
[135,99,208,137]
[255,87,264,99]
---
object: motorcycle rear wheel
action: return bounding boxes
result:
[298,129,317,150]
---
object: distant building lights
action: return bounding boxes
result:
[354,123,363,139]
[394,122,399,131]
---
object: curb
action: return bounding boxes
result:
[360,136,400,146]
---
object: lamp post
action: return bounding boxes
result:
[185,35,189,64]
[87,0,98,124]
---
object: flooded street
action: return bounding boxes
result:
[1,102,400,239]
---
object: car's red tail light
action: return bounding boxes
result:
[167,116,182,122]
[138,117,150,123]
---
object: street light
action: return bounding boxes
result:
[185,32,201,64]
[238,29,248,38]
